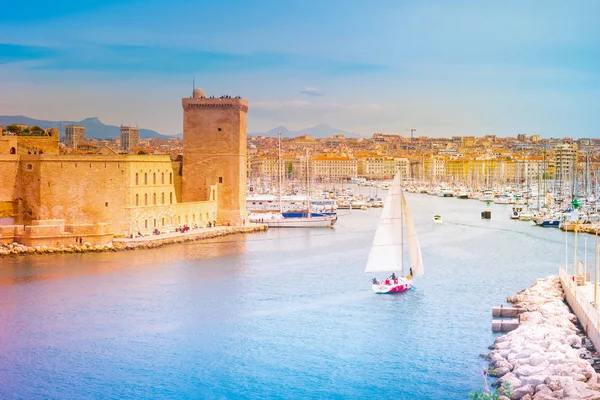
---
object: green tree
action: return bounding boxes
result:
[6,124,21,134]
[137,150,148,155]
[286,161,293,177]
[30,126,45,135]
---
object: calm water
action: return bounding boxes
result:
[0,193,591,399]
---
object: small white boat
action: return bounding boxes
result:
[494,196,511,205]
[439,188,455,197]
[433,215,443,224]
[519,210,534,221]
[479,191,494,202]
[510,207,522,219]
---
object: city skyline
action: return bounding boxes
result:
[2,1,600,137]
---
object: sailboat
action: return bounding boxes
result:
[366,172,424,294]
[261,146,336,228]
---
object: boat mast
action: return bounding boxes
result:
[400,169,405,276]
[595,228,598,308]
[306,147,311,219]
[278,132,283,213]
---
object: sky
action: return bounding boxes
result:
[1,0,600,137]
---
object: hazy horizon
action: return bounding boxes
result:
[1,1,599,138]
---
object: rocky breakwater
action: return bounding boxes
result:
[485,276,600,400]
[0,242,116,255]
[0,225,267,256]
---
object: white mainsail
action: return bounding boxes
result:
[365,173,404,273]
[402,192,424,277]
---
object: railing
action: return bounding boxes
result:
[559,266,599,333]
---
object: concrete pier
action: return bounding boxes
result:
[491,318,519,332]
[559,267,600,352]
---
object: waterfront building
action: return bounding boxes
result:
[311,154,357,181]
[0,88,247,246]
[120,125,140,151]
[555,143,578,191]
[64,125,86,149]
[424,156,446,181]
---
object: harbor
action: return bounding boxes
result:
[1,191,596,399]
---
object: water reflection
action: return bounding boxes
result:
[0,235,249,287]
[0,193,597,399]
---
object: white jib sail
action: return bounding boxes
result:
[365,173,403,273]
[402,192,424,277]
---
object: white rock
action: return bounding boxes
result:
[511,384,535,400]
[520,375,549,387]
[545,376,574,391]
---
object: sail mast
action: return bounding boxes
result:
[400,169,404,276]
[278,132,283,213]
[306,147,311,219]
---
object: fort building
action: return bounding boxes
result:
[0,88,247,247]
[0,128,59,155]
[182,88,248,225]
[64,125,86,149]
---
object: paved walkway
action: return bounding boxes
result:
[113,224,264,245]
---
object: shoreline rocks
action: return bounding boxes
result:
[0,225,266,257]
[485,276,600,399]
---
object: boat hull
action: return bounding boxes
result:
[535,220,560,228]
[372,279,412,294]
[265,216,336,228]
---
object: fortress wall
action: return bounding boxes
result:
[20,156,127,232]
[182,97,248,225]
[0,156,20,202]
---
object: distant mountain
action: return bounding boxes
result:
[249,124,363,139]
[0,116,174,139]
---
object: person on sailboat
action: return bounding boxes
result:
[390,273,396,280]
[372,278,378,285]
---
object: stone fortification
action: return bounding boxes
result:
[0,130,60,155]
[182,89,248,225]
[0,224,265,255]
[0,89,249,248]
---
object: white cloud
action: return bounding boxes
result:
[299,87,324,97]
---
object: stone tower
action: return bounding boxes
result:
[182,88,248,225]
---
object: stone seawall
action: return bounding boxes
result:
[484,276,600,399]
[0,225,267,256]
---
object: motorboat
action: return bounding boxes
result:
[433,215,443,224]
[518,210,534,221]
[510,207,522,219]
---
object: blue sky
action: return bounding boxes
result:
[1,0,599,137]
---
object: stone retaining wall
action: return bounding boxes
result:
[0,225,266,256]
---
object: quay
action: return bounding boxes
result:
[559,267,600,353]
[561,222,600,236]
[0,224,267,256]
